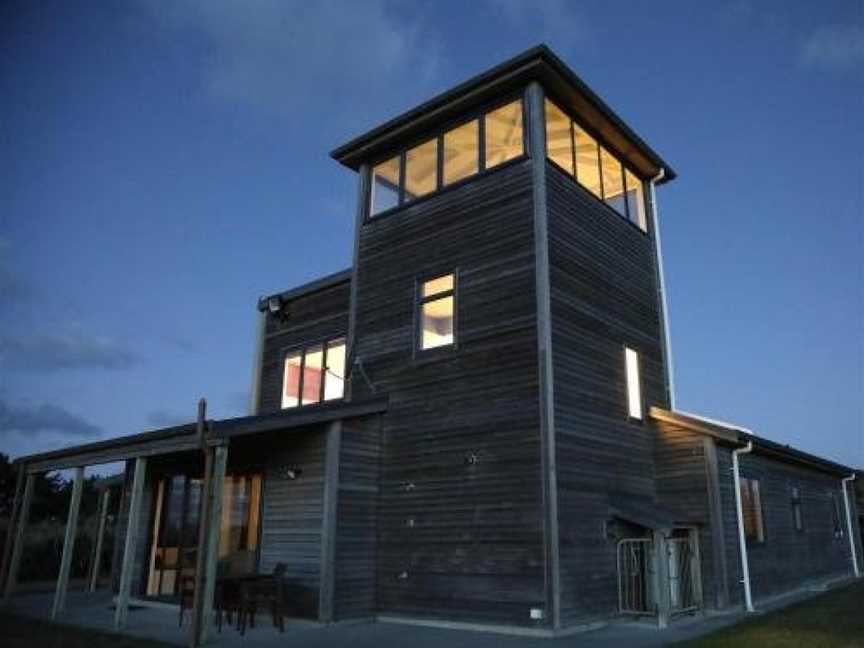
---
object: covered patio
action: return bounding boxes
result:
[0,397,387,646]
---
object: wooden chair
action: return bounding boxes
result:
[240,563,288,634]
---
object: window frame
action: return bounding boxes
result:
[740,477,766,544]
[280,335,347,409]
[790,485,804,532]
[624,345,643,422]
[365,94,528,223]
[543,96,649,235]
[414,270,458,356]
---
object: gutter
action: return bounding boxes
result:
[649,168,676,410]
[732,441,755,612]
[841,474,861,577]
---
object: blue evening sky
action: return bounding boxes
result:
[1,0,862,469]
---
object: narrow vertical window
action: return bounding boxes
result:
[419,274,455,350]
[741,478,765,543]
[484,100,523,168]
[574,126,602,198]
[324,338,346,401]
[443,121,479,186]
[404,138,438,201]
[600,147,626,217]
[624,168,647,231]
[545,99,574,175]
[282,351,302,408]
[831,493,844,538]
[302,344,324,405]
[791,486,803,531]
[624,347,642,420]
[370,156,401,216]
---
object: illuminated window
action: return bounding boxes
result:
[370,156,400,216]
[282,337,346,408]
[485,100,523,168]
[740,478,765,543]
[791,486,803,532]
[574,126,602,198]
[624,168,646,230]
[405,138,438,201]
[624,347,642,420]
[600,147,626,217]
[443,120,479,186]
[418,274,455,350]
[545,100,573,175]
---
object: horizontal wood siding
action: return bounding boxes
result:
[333,415,382,619]
[546,163,668,624]
[258,281,350,414]
[353,160,546,625]
[258,430,326,604]
[728,452,856,602]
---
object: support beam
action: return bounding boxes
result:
[0,464,25,593]
[319,420,342,622]
[3,471,34,601]
[652,530,672,629]
[191,444,228,647]
[702,438,729,609]
[115,457,147,630]
[52,466,85,619]
[88,488,112,592]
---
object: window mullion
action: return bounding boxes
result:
[297,349,306,406]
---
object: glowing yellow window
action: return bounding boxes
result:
[625,347,642,420]
[485,100,523,168]
[575,127,601,198]
[405,138,438,201]
[443,121,479,186]
[419,274,455,350]
[545,99,573,175]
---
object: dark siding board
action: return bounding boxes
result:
[353,161,546,625]
[333,415,381,619]
[546,163,668,625]
[730,452,855,601]
[259,281,350,414]
[258,430,326,606]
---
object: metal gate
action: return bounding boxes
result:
[667,536,699,615]
[617,538,654,615]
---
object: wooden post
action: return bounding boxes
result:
[652,529,672,629]
[0,463,25,593]
[3,470,34,601]
[88,488,112,592]
[191,444,227,647]
[115,457,147,630]
[52,466,85,619]
[318,420,342,622]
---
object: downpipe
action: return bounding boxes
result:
[649,168,676,410]
[732,441,755,612]
[841,474,861,577]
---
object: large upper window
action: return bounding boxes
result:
[369,99,524,217]
[740,477,765,543]
[282,337,346,409]
[545,99,647,231]
[418,274,455,351]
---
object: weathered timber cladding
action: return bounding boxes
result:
[727,452,856,602]
[333,415,382,619]
[257,429,326,605]
[653,422,720,609]
[352,160,546,625]
[546,162,668,624]
[258,280,350,414]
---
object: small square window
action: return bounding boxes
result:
[418,274,456,351]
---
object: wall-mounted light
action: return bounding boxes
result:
[279,465,302,480]
[267,295,290,323]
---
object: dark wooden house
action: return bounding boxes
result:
[2,45,861,642]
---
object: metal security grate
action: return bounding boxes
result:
[617,538,654,615]
[667,537,699,614]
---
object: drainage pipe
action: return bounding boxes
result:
[841,474,861,578]
[732,441,755,612]
[649,168,676,410]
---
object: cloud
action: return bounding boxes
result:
[0,331,140,372]
[146,409,189,428]
[135,0,442,119]
[801,25,864,71]
[0,399,101,438]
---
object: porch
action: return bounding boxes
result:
[0,397,387,647]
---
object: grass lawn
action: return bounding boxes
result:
[676,581,864,648]
[0,611,174,648]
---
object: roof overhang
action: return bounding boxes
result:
[257,268,352,312]
[330,44,675,184]
[17,397,388,474]
[650,407,854,477]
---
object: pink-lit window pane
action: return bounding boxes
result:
[282,352,302,408]
[301,345,323,405]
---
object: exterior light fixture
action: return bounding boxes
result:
[268,296,283,315]
[279,465,302,480]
